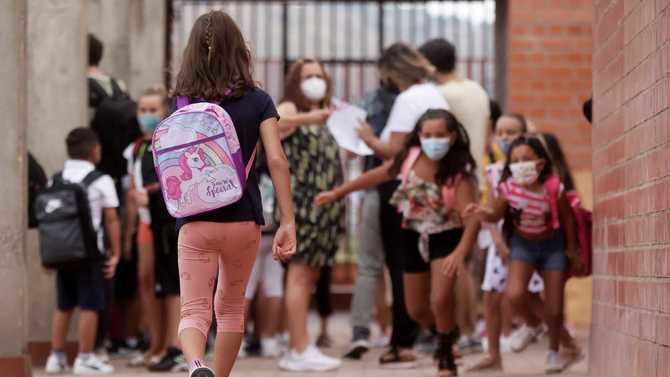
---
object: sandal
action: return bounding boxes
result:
[466,354,503,372]
[379,347,418,369]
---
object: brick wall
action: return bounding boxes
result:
[506,0,594,173]
[591,0,670,376]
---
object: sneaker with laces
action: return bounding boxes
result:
[45,353,67,374]
[510,324,543,353]
[261,337,282,358]
[278,345,342,372]
[148,347,187,372]
[545,350,569,374]
[73,354,114,375]
[189,360,215,377]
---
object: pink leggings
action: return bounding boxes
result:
[177,221,260,337]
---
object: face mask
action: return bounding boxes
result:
[497,139,511,155]
[510,161,540,185]
[139,113,161,134]
[420,137,451,161]
[301,77,327,101]
[380,79,400,95]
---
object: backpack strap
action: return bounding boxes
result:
[82,170,105,188]
[109,78,123,99]
[51,172,65,186]
[176,96,190,109]
[245,144,258,178]
[399,147,422,184]
[544,175,561,230]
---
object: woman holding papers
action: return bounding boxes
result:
[275,59,345,372]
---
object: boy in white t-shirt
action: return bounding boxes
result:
[45,128,121,375]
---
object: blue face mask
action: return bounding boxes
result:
[139,113,161,134]
[497,139,511,155]
[420,137,451,161]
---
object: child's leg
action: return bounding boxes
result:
[212,222,260,377]
[403,272,432,328]
[429,259,459,376]
[177,223,220,362]
[485,292,504,357]
[539,270,565,352]
[505,260,536,317]
[79,310,100,354]
[51,310,73,351]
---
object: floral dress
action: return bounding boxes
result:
[279,124,344,267]
[390,170,462,261]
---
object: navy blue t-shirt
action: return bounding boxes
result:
[174,88,279,230]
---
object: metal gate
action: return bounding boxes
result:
[169,0,497,104]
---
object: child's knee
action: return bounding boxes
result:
[214,294,246,333]
[179,296,212,337]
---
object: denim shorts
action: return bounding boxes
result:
[510,231,567,272]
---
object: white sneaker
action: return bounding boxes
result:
[94,348,110,364]
[278,345,342,372]
[261,337,282,358]
[510,324,543,352]
[545,350,569,374]
[45,353,67,374]
[73,354,114,375]
[500,335,513,353]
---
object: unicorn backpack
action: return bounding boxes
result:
[152,97,256,218]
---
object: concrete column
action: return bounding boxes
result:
[129,0,167,98]
[0,1,30,376]
[25,0,88,365]
[87,0,132,87]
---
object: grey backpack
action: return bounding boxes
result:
[34,171,104,269]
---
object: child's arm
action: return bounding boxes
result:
[464,196,508,223]
[122,182,138,260]
[103,207,121,278]
[558,193,581,271]
[442,178,481,276]
[315,161,394,206]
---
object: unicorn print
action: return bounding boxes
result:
[165,146,217,207]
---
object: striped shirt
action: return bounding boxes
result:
[498,177,563,235]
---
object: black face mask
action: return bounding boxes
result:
[379,79,400,95]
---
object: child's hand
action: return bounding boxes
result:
[441,253,464,277]
[356,120,376,145]
[314,191,339,207]
[497,243,511,264]
[273,222,297,261]
[104,255,119,279]
[567,250,584,275]
[133,189,149,207]
[463,203,482,218]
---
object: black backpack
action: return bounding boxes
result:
[89,77,141,183]
[34,171,104,269]
[28,152,47,228]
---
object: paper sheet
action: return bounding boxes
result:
[327,99,373,156]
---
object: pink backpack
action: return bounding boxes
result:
[399,147,458,208]
[545,176,592,277]
[152,97,256,218]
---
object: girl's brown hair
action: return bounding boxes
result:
[174,10,256,100]
[378,43,435,85]
[281,59,333,112]
[140,85,169,107]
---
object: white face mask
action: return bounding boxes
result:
[420,137,451,161]
[509,161,540,185]
[300,77,327,101]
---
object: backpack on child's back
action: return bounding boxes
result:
[34,171,104,269]
[152,97,256,218]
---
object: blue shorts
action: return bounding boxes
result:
[56,259,106,311]
[510,232,567,272]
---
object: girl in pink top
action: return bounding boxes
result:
[466,136,580,374]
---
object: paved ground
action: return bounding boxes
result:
[35,313,588,377]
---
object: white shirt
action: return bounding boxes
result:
[380,82,449,142]
[62,159,119,251]
[438,79,490,166]
[123,143,152,224]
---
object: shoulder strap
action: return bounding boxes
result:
[109,78,123,98]
[82,170,105,188]
[544,176,561,229]
[176,96,190,109]
[245,144,258,178]
[51,172,65,186]
[399,147,422,184]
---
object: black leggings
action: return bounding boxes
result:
[378,180,419,348]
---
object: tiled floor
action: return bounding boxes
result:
[34,313,589,377]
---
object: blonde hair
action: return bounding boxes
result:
[140,85,169,107]
[378,43,435,85]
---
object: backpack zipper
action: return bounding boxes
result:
[155,132,227,156]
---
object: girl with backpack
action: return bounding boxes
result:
[167,11,296,377]
[465,136,582,374]
[316,109,480,377]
